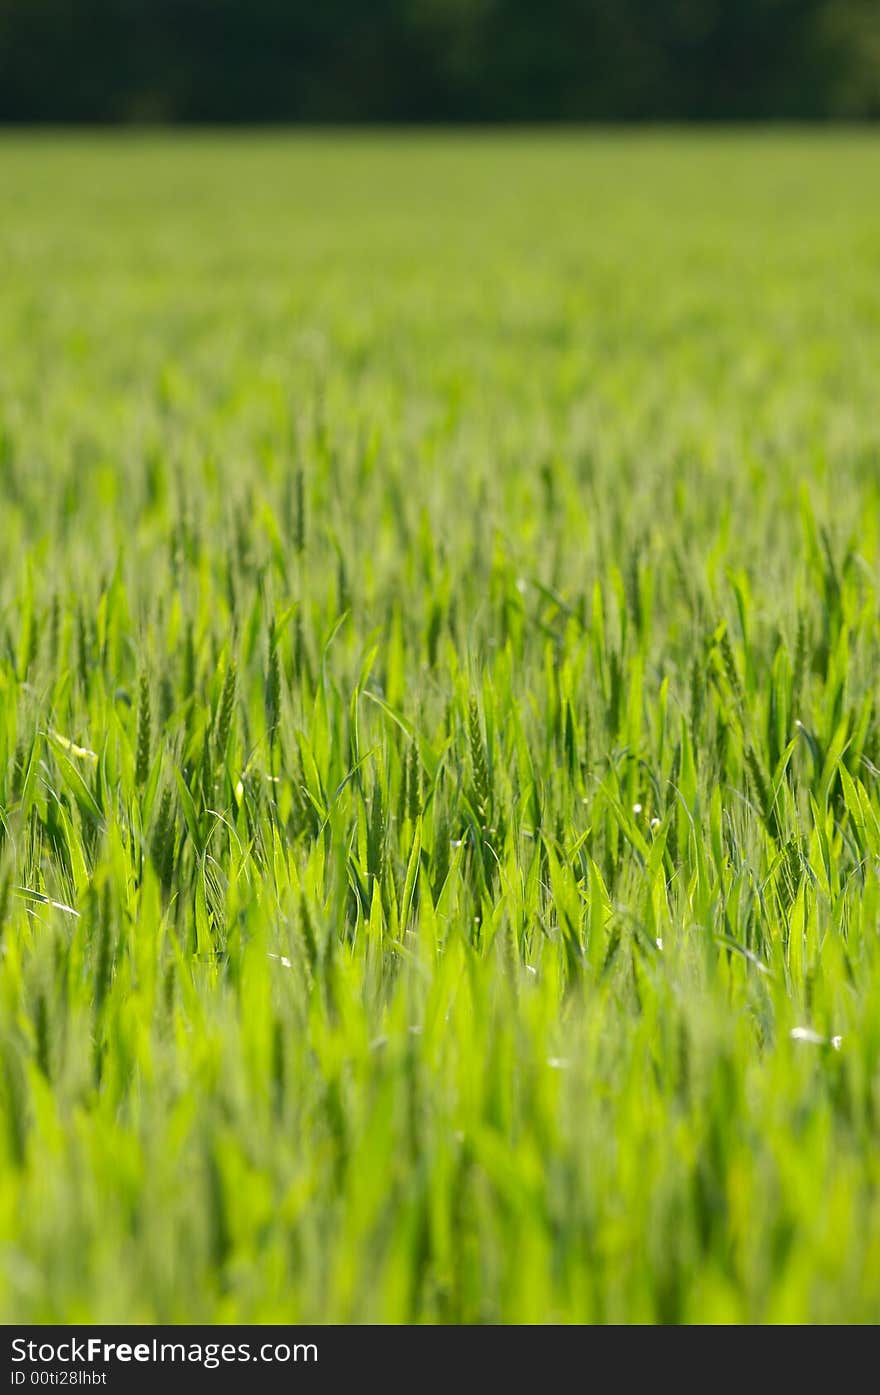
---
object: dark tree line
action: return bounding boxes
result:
[1,1,878,122]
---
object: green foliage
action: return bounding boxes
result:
[1,2,879,120]
[0,134,879,1322]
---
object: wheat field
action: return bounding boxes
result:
[1,132,880,1321]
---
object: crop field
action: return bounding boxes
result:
[1,132,880,1323]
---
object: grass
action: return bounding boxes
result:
[1,131,880,1323]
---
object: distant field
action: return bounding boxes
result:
[1,132,880,1322]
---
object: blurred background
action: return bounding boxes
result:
[1,0,879,124]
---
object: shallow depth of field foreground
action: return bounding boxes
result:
[1,133,880,1323]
